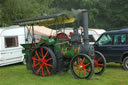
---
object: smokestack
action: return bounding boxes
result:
[82,9,89,45]
[80,9,94,58]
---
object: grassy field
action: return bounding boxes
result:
[0,63,128,85]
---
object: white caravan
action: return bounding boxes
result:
[88,28,106,44]
[64,28,106,44]
[0,26,25,66]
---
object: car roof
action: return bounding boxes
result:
[104,28,128,34]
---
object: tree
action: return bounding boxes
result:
[108,0,128,29]
[52,0,110,29]
[0,0,55,27]
[52,0,128,30]
[0,0,128,30]
[36,0,55,16]
[0,0,41,26]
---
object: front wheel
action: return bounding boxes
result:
[94,51,106,75]
[70,54,94,79]
[122,56,128,70]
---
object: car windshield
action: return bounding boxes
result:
[97,34,113,45]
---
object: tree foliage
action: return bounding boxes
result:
[0,0,128,31]
[0,0,54,26]
[53,0,128,30]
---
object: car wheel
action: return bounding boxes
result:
[122,56,128,70]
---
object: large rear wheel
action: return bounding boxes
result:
[31,47,57,77]
[70,54,94,79]
[94,51,106,75]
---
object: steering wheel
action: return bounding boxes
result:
[56,33,69,41]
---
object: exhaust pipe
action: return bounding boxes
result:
[80,9,94,58]
[82,10,89,45]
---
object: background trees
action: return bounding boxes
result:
[0,0,54,26]
[0,0,128,30]
[53,0,128,30]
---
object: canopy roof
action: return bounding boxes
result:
[16,13,75,27]
[15,9,86,27]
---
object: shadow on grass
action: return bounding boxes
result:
[106,63,124,70]
[0,63,24,69]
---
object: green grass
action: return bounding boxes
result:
[0,63,128,85]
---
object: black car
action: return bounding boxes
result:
[94,29,128,70]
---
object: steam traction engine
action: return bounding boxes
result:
[16,9,106,79]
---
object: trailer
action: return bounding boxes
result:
[0,26,25,66]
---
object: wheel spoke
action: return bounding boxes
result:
[85,68,91,72]
[36,66,42,74]
[41,66,45,77]
[45,65,51,75]
[35,50,40,59]
[98,64,104,66]
[41,48,44,57]
[97,65,101,72]
[77,57,82,64]
[46,58,52,62]
[85,62,90,66]
[83,69,86,78]
[73,62,79,67]
[74,67,79,71]
[97,57,102,62]
[32,57,39,61]
[78,69,82,77]
[81,57,85,64]
[45,63,53,67]
[43,50,48,59]
[32,62,40,68]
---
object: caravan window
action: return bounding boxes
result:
[4,36,18,48]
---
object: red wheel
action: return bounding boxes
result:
[31,47,57,77]
[70,54,94,79]
[56,33,69,40]
[94,51,106,75]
